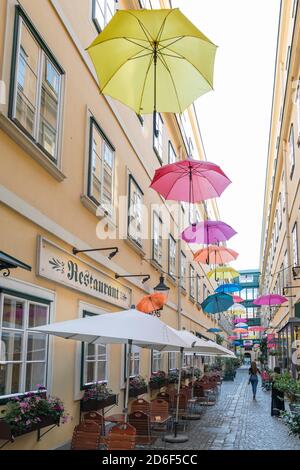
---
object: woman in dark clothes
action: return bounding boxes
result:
[271,366,285,416]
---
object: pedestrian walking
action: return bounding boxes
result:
[248,361,261,400]
[270,366,285,416]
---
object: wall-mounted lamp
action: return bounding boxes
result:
[115,274,150,284]
[72,246,119,260]
[153,275,170,294]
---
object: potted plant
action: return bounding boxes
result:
[281,410,300,438]
[0,386,70,442]
[273,373,300,412]
[167,369,179,384]
[129,376,148,397]
[149,371,167,390]
[181,367,193,379]
[194,368,202,379]
[80,382,118,412]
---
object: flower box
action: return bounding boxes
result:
[129,386,148,398]
[0,415,60,441]
[149,380,167,391]
[80,394,118,412]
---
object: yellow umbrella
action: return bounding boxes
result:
[87,9,217,114]
[207,267,239,280]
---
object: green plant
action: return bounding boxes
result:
[167,369,179,384]
[82,382,114,401]
[149,370,166,386]
[129,375,147,390]
[1,386,70,436]
[193,368,202,379]
[281,411,300,438]
[274,373,300,403]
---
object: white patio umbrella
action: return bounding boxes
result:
[31,308,191,423]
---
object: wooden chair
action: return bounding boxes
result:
[156,392,170,405]
[104,423,136,450]
[131,398,150,414]
[150,398,169,419]
[71,421,101,450]
[128,411,155,447]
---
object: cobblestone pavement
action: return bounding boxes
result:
[155,367,300,450]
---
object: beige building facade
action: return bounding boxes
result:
[259,0,300,374]
[0,0,232,449]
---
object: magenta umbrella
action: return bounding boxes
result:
[248,326,266,332]
[150,160,231,203]
[181,220,236,244]
[253,294,288,306]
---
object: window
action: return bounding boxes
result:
[168,235,176,278]
[10,8,63,162]
[168,141,176,164]
[297,79,300,142]
[292,222,299,266]
[88,117,115,215]
[128,175,143,247]
[278,193,282,227]
[0,293,49,399]
[180,251,186,289]
[124,344,140,378]
[168,352,176,370]
[92,0,115,33]
[153,113,163,162]
[189,265,195,299]
[289,125,295,177]
[152,351,161,373]
[196,274,201,305]
[203,283,207,301]
[152,212,163,265]
[81,312,107,388]
[239,274,254,283]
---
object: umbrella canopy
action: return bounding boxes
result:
[235,322,248,328]
[207,266,240,280]
[248,326,266,332]
[150,160,231,203]
[87,9,217,114]
[193,246,238,265]
[215,283,242,294]
[181,220,236,244]
[162,329,228,355]
[228,335,238,340]
[233,317,247,324]
[232,295,244,303]
[207,327,222,333]
[31,308,190,425]
[233,328,249,334]
[201,292,234,314]
[136,293,167,313]
[253,294,288,306]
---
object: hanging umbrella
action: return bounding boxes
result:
[31,308,189,424]
[150,160,231,204]
[215,283,242,294]
[207,327,222,333]
[233,317,247,324]
[228,335,238,340]
[232,295,244,303]
[87,9,217,115]
[193,246,238,265]
[248,326,266,332]
[207,266,240,281]
[235,322,248,328]
[201,292,234,314]
[253,294,288,306]
[233,328,249,334]
[181,220,236,244]
[136,293,167,313]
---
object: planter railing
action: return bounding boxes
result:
[0,415,60,449]
[80,394,118,413]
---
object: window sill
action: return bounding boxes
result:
[124,236,146,258]
[0,113,66,182]
[0,390,47,406]
[80,194,116,230]
[167,274,177,287]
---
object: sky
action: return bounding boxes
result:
[174,0,281,270]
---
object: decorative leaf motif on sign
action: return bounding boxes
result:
[49,258,65,273]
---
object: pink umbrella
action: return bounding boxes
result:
[181,220,236,244]
[193,246,238,265]
[150,160,231,203]
[228,335,238,340]
[233,317,247,324]
[253,294,288,306]
[232,295,244,303]
[248,326,266,332]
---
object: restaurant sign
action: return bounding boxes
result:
[37,237,131,309]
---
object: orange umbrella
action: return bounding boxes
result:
[193,246,238,265]
[233,328,248,334]
[136,293,167,314]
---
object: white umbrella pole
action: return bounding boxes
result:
[191,353,195,399]
[124,339,132,424]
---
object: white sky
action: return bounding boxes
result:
[174,0,281,270]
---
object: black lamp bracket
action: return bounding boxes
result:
[72,247,119,260]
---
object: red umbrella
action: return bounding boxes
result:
[150,159,231,203]
[232,295,244,303]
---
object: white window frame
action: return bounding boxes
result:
[168,235,176,278]
[196,274,201,305]
[189,265,195,299]
[168,141,176,164]
[152,350,162,373]
[296,79,300,142]
[292,222,299,266]
[88,116,115,216]
[180,251,186,289]
[168,352,176,370]
[127,174,143,248]
[10,8,64,164]
[152,211,163,266]
[289,124,295,177]
[92,0,116,33]
[153,113,163,162]
[0,291,50,401]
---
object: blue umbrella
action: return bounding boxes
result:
[201,293,234,314]
[207,327,222,333]
[215,283,242,294]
